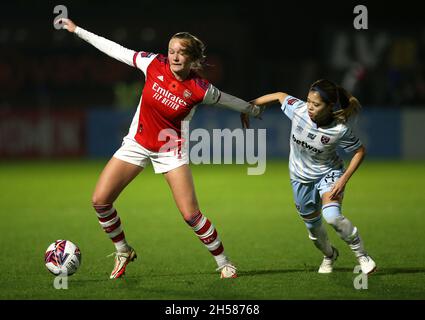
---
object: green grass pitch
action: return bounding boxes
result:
[1,160,424,300]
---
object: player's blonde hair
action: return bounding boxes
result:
[310,79,361,123]
[171,32,206,71]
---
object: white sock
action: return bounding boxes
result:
[304,215,334,257]
[322,203,367,258]
[215,252,230,268]
[115,240,131,253]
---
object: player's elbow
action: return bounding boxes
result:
[357,145,366,158]
[276,92,288,104]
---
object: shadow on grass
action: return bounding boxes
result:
[70,267,425,284]
[71,278,110,284]
[370,267,425,276]
[240,267,322,276]
[241,266,425,277]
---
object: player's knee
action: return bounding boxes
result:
[326,214,358,243]
[182,210,199,223]
[322,203,342,225]
[178,202,200,221]
[302,212,322,230]
[91,189,114,207]
[91,196,104,207]
[91,196,113,213]
[325,215,347,238]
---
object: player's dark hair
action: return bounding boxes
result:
[171,32,206,71]
[310,79,361,123]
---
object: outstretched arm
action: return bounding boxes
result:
[215,92,264,117]
[56,18,136,67]
[241,92,289,128]
[251,92,289,106]
[202,85,264,117]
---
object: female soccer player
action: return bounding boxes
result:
[247,79,376,274]
[58,18,263,279]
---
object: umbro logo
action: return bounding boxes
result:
[157,75,164,81]
[296,125,303,133]
[307,132,317,140]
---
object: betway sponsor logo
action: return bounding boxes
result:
[152,82,187,110]
[292,134,323,153]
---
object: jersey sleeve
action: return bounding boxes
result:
[132,51,158,75]
[339,126,362,153]
[75,26,135,67]
[75,26,156,75]
[202,84,221,105]
[281,95,305,120]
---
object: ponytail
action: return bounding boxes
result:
[333,86,361,123]
[310,79,362,123]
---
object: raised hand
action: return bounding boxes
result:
[54,17,77,33]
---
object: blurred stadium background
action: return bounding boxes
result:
[1,0,425,300]
[1,0,424,160]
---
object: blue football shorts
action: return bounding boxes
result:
[290,169,344,216]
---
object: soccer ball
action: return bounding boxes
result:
[44,240,81,276]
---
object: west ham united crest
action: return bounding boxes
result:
[287,98,299,105]
[321,135,330,144]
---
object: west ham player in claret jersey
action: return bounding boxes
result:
[247,79,377,275]
[57,18,263,279]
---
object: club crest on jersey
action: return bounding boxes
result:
[183,89,192,99]
[287,98,300,105]
[321,135,330,144]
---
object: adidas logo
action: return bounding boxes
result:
[157,75,164,81]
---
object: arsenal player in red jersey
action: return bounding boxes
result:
[58,18,263,279]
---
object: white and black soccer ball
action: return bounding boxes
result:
[44,240,81,276]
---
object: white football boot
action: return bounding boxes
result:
[108,247,137,279]
[318,247,339,274]
[358,255,377,274]
[217,263,238,279]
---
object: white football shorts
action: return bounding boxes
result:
[113,137,189,174]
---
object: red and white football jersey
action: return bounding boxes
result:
[128,51,220,152]
[74,26,228,152]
